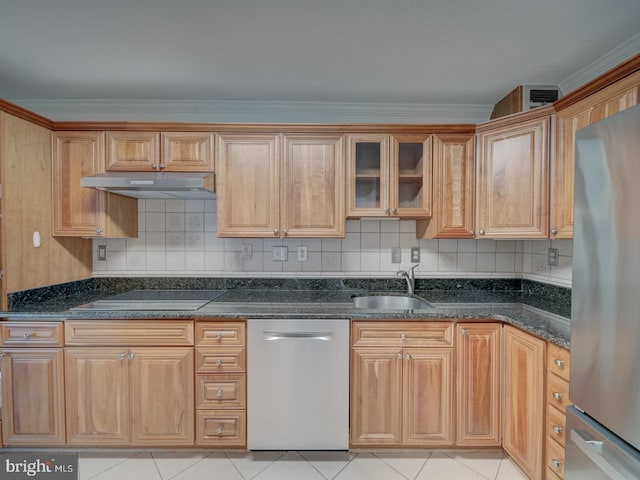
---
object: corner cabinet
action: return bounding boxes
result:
[216,133,344,238]
[551,71,640,238]
[503,325,546,480]
[52,131,138,237]
[346,134,432,218]
[476,111,550,239]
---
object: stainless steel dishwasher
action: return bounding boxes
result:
[247,318,350,450]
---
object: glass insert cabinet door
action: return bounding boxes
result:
[346,134,432,218]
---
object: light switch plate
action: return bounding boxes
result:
[411,247,420,263]
[547,247,559,266]
[97,244,107,261]
[272,246,288,261]
[297,246,308,261]
[242,244,253,260]
[391,247,401,264]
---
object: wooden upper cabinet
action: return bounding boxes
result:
[106,131,160,171]
[418,134,475,238]
[106,131,214,172]
[346,134,432,218]
[551,71,640,238]
[455,323,501,446]
[503,325,546,480]
[281,134,344,237]
[161,132,214,172]
[476,113,550,238]
[52,131,137,237]
[216,133,280,237]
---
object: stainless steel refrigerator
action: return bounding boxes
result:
[568,103,640,479]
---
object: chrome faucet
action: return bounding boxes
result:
[396,264,419,295]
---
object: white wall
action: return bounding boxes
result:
[92,199,573,287]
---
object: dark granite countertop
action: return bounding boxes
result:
[1,282,571,349]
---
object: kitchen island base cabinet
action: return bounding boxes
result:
[503,325,546,480]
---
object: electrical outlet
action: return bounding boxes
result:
[272,246,288,261]
[547,247,559,266]
[411,247,420,263]
[97,244,107,261]
[391,247,401,264]
[297,246,308,261]
[242,244,253,260]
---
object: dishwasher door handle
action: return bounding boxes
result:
[263,331,333,341]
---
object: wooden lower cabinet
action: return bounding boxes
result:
[65,347,194,446]
[350,321,453,447]
[503,325,546,480]
[0,348,66,445]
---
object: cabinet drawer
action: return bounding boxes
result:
[197,374,246,409]
[547,404,567,446]
[65,320,194,346]
[546,437,566,478]
[1,322,63,346]
[548,343,570,381]
[196,410,246,447]
[196,322,245,346]
[196,347,246,373]
[547,374,570,411]
[352,321,453,347]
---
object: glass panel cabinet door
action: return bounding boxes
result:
[346,134,390,217]
[391,136,432,217]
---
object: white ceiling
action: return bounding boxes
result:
[2,0,640,121]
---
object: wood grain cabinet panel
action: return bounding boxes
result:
[503,325,546,480]
[1,348,65,445]
[196,322,246,346]
[161,132,214,171]
[106,131,161,171]
[196,410,246,447]
[476,115,550,238]
[455,323,501,446]
[1,322,63,346]
[65,320,194,346]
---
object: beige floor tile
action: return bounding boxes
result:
[226,451,286,480]
[373,452,431,479]
[416,452,488,480]
[90,453,161,480]
[253,452,326,480]
[78,452,136,480]
[334,453,407,480]
[151,452,208,480]
[495,456,529,480]
[299,451,355,479]
[171,453,244,480]
[446,450,504,479]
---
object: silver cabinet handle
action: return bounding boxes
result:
[460,329,467,335]
[551,459,562,469]
[119,353,126,360]
[216,425,223,434]
[551,228,558,235]
[283,229,288,236]
[469,229,475,235]
[552,425,563,434]
[479,229,485,235]
[554,359,565,368]
[23,333,32,339]
[552,391,564,401]
[159,163,166,169]
[264,332,332,341]
[273,229,278,236]
[96,227,104,234]
[215,359,222,366]
[215,332,222,340]
[151,163,158,170]
[400,333,407,340]
[216,388,223,398]
[385,208,390,214]
[391,208,397,214]
[396,352,402,359]
[128,353,135,360]
[406,352,412,360]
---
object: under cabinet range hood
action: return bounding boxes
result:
[80,172,216,199]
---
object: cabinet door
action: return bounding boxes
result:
[281,134,345,237]
[350,347,402,445]
[402,348,453,445]
[1,348,65,445]
[456,323,501,446]
[551,73,640,238]
[476,116,550,238]
[106,131,161,171]
[391,135,432,218]
[129,347,194,445]
[419,134,475,238]
[65,348,130,445]
[216,133,280,237]
[346,134,390,217]
[503,325,546,480]
[161,132,214,172]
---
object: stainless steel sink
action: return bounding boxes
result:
[352,294,434,311]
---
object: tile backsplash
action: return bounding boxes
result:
[92,199,573,287]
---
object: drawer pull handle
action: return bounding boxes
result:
[23,333,32,339]
[119,353,126,360]
[216,425,223,435]
[405,352,413,360]
[551,459,562,469]
[397,352,403,360]
[400,334,407,340]
[460,329,467,335]
[215,332,222,340]
[554,359,565,368]
[552,425,563,435]
[128,353,135,360]
[552,391,564,401]
[216,389,223,398]
[215,359,222,366]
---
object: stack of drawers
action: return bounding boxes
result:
[195,321,246,447]
[545,343,571,479]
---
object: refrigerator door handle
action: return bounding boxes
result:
[571,429,627,480]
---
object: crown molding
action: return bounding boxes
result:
[559,32,640,95]
[9,99,493,124]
